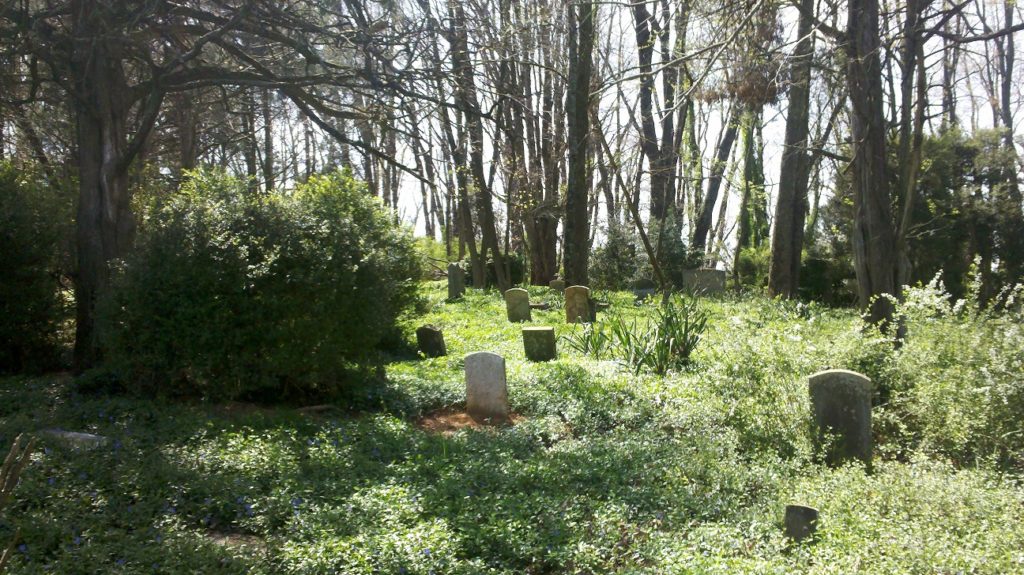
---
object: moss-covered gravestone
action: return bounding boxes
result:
[504,288,532,322]
[682,269,726,294]
[447,263,465,300]
[549,279,566,292]
[465,352,510,425]
[415,325,447,358]
[565,285,592,323]
[522,327,556,361]
[808,369,873,467]
[784,505,819,543]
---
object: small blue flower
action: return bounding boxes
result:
[72,536,82,546]
[115,558,126,566]
[17,543,27,553]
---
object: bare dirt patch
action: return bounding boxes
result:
[416,407,523,435]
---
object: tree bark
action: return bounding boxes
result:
[564,0,596,286]
[847,0,901,331]
[768,0,815,298]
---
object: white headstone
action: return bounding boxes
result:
[465,352,510,424]
[504,288,532,322]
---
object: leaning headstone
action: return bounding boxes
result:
[464,352,510,424]
[565,285,593,323]
[504,288,532,322]
[447,263,466,300]
[784,505,819,543]
[808,369,873,466]
[522,327,556,362]
[549,279,566,292]
[415,325,447,358]
[682,269,726,295]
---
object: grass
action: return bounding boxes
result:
[1,282,1023,573]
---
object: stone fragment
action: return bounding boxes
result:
[465,352,510,424]
[808,369,873,466]
[522,327,556,362]
[504,288,532,322]
[416,325,447,358]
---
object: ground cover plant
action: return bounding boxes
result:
[1,283,1023,574]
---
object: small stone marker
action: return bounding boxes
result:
[41,429,109,448]
[808,369,873,466]
[549,279,566,292]
[464,352,510,424]
[682,268,726,294]
[415,325,447,358]
[565,285,593,323]
[504,288,532,322]
[522,327,556,362]
[447,263,465,300]
[529,302,551,311]
[784,505,819,543]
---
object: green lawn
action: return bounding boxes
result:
[2,283,1023,574]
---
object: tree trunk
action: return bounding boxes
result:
[564,0,596,286]
[847,0,901,332]
[693,104,740,252]
[768,0,814,298]
[70,0,137,370]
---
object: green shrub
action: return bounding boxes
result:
[590,224,640,291]
[0,165,71,373]
[100,169,421,401]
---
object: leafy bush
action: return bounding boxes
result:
[590,224,640,291]
[0,165,71,373]
[100,169,421,401]
[880,275,1024,468]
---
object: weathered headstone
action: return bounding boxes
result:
[682,268,726,295]
[632,278,658,302]
[504,288,532,322]
[784,505,819,543]
[415,325,447,358]
[549,279,566,292]
[565,285,593,323]
[464,352,510,424]
[447,263,466,300]
[522,327,556,362]
[808,369,873,466]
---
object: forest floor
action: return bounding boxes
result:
[1,282,1023,574]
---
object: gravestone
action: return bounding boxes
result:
[504,288,532,322]
[565,285,593,323]
[549,279,566,292]
[529,302,551,311]
[633,278,657,302]
[41,429,109,448]
[808,369,873,466]
[784,505,819,543]
[415,325,447,358]
[464,352,510,424]
[682,269,726,295]
[447,263,466,300]
[522,327,556,362]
